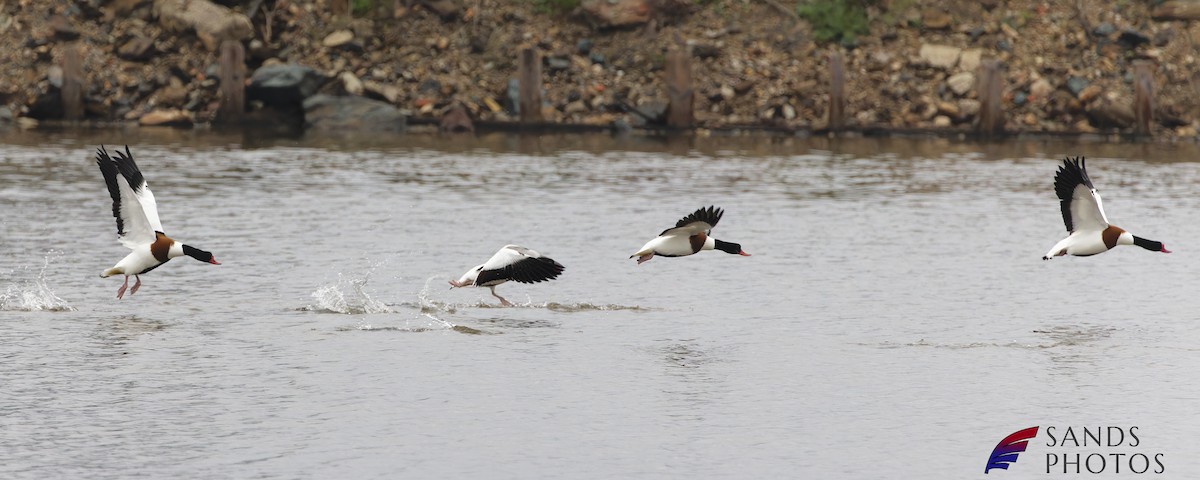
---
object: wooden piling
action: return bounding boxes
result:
[976,59,1005,138]
[664,49,693,128]
[216,40,246,124]
[331,0,350,16]
[61,43,84,121]
[518,48,542,124]
[828,50,845,131]
[1133,60,1154,136]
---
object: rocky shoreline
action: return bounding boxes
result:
[2,0,1200,140]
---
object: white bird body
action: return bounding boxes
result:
[103,241,185,278]
[449,245,564,306]
[96,146,219,299]
[1043,157,1169,260]
[452,264,487,287]
[632,233,716,259]
[1044,230,1133,258]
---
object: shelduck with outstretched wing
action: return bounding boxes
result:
[96,145,220,299]
[449,245,564,306]
[630,205,750,264]
[1042,157,1170,260]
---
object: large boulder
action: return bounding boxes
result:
[27,90,64,120]
[139,109,193,127]
[419,0,462,19]
[247,64,327,110]
[946,72,975,96]
[918,44,961,69]
[1086,98,1135,129]
[0,106,14,129]
[1153,0,1200,20]
[303,94,406,132]
[439,103,473,133]
[580,0,651,28]
[117,36,156,61]
[153,0,253,50]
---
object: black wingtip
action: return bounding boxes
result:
[1052,155,1096,233]
[1057,156,1091,185]
[510,256,565,284]
[109,145,146,194]
[674,205,725,229]
[95,144,126,236]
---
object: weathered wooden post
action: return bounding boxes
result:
[1133,60,1154,137]
[331,0,350,16]
[518,48,543,124]
[216,40,245,123]
[976,59,1005,138]
[664,49,693,128]
[828,49,845,131]
[62,43,84,121]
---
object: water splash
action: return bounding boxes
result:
[303,262,391,314]
[425,275,648,312]
[416,275,464,314]
[303,269,460,332]
[419,311,455,330]
[0,253,75,312]
[334,321,484,335]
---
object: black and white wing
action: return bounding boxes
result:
[97,145,165,249]
[476,245,565,285]
[658,205,724,237]
[1053,157,1109,233]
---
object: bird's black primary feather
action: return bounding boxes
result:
[95,146,126,236]
[660,205,724,236]
[111,145,147,194]
[1053,157,1094,232]
[477,256,565,286]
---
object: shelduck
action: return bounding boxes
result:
[449,245,564,306]
[96,146,220,299]
[1043,157,1170,260]
[630,205,750,264]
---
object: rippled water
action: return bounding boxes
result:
[3,131,1199,478]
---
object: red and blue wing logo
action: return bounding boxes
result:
[985,427,1039,473]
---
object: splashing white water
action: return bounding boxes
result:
[0,253,75,312]
[305,262,391,314]
[416,275,455,313]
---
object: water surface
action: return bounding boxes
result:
[2,131,1198,478]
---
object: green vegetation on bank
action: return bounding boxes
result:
[532,0,581,14]
[796,0,871,43]
[352,0,374,15]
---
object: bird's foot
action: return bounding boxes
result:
[636,254,653,265]
[116,277,129,299]
[499,298,514,307]
[130,276,142,295]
